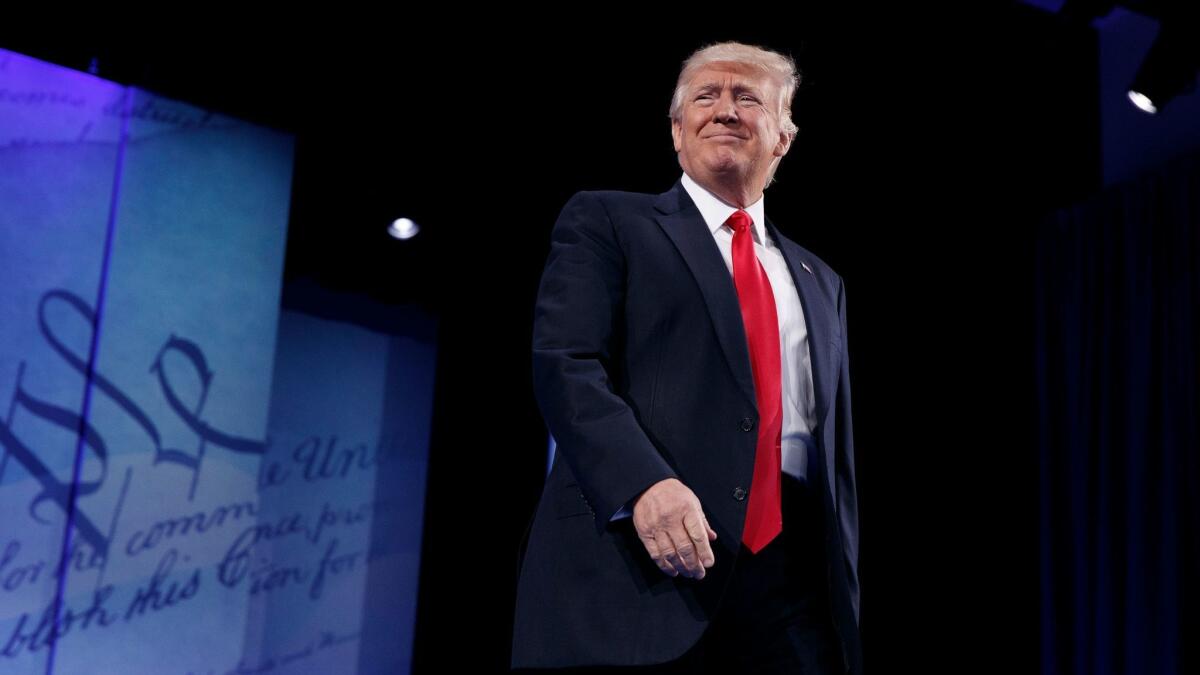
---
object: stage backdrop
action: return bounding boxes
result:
[0,48,435,675]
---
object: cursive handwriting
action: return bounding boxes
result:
[0,288,268,559]
[102,90,218,130]
[0,535,114,594]
[124,548,201,620]
[2,584,118,658]
[257,430,410,491]
[125,499,257,558]
[217,513,307,588]
[308,538,360,601]
[0,88,86,107]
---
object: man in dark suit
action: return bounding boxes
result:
[512,41,861,674]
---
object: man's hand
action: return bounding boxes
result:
[632,478,718,580]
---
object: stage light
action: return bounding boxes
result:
[1126,15,1199,114]
[1127,90,1156,113]
[387,217,420,240]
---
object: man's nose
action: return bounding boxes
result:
[713,95,739,122]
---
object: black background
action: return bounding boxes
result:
[4,5,1104,671]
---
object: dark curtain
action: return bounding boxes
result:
[1037,151,1200,675]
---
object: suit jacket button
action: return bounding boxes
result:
[739,417,755,432]
[732,487,747,501]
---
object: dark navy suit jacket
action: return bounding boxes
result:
[512,179,861,673]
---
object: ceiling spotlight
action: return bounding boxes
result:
[1127,91,1156,114]
[387,217,420,240]
[1126,16,1200,114]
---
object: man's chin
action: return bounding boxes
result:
[701,161,746,181]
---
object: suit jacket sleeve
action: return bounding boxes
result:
[835,274,861,625]
[532,191,678,534]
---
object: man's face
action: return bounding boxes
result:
[671,61,792,195]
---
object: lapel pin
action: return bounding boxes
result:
[800,261,814,275]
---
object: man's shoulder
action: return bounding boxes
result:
[551,189,672,242]
[563,188,662,214]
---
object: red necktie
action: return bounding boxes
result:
[727,209,783,554]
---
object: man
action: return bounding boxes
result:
[512,41,861,674]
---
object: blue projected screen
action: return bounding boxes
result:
[0,49,434,675]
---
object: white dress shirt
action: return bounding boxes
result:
[610,173,817,521]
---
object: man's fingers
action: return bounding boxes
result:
[640,531,676,577]
[684,513,715,574]
[671,524,701,578]
[660,529,692,577]
[653,530,682,577]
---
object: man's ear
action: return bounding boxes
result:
[774,130,794,159]
[671,119,683,153]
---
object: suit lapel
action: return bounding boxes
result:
[764,216,838,429]
[652,180,839,430]
[653,181,758,410]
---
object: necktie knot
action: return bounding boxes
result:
[726,209,753,235]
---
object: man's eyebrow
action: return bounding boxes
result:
[691,81,764,96]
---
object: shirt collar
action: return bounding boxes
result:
[680,172,769,245]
